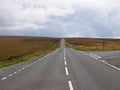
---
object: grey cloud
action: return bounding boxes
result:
[0,0,120,38]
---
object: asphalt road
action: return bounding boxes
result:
[91,51,120,59]
[0,39,120,90]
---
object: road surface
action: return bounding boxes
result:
[0,39,120,90]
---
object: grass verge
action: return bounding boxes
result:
[0,49,55,68]
[65,38,120,51]
[0,36,60,68]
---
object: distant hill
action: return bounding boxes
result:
[66,38,120,51]
[0,36,60,61]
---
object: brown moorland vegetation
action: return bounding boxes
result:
[66,38,120,51]
[0,36,60,68]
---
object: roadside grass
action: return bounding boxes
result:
[0,36,60,68]
[66,38,120,51]
[0,49,54,68]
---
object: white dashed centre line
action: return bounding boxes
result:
[65,66,69,76]
[64,60,67,66]
[64,57,66,61]
[64,49,74,90]
[68,80,74,90]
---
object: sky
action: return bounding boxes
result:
[0,0,120,38]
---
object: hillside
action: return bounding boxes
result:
[66,38,120,51]
[0,36,60,68]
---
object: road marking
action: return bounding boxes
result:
[89,53,101,60]
[84,52,120,71]
[27,49,58,67]
[8,74,13,77]
[64,60,67,66]
[82,52,100,60]
[65,67,69,76]
[64,48,74,90]
[0,49,59,81]
[22,67,24,69]
[1,77,7,80]
[64,57,66,61]
[18,69,21,72]
[101,60,120,71]
[68,80,74,90]
[89,55,99,60]
[90,53,101,58]
[64,49,74,90]
[27,65,30,67]
[64,54,66,60]
[13,72,17,74]
[89,53,120,71]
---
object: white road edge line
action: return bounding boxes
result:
[26,49,58,67]
[89,55,99,60]
[68,80,74,90]
[89,53,101,59]
[81,51,99,60]
[18,69,21,72]
[65,67,69,76]
[27,65,30,67]
[83,52,120,71]
[0,49,59,81]
[101,60,120,71]
[22,67,24,70]
[8,74,13,77]
[13,72,17,74]
[1,77,7,80]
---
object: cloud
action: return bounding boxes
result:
[0,0,74,30]
[0,0,120,38]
